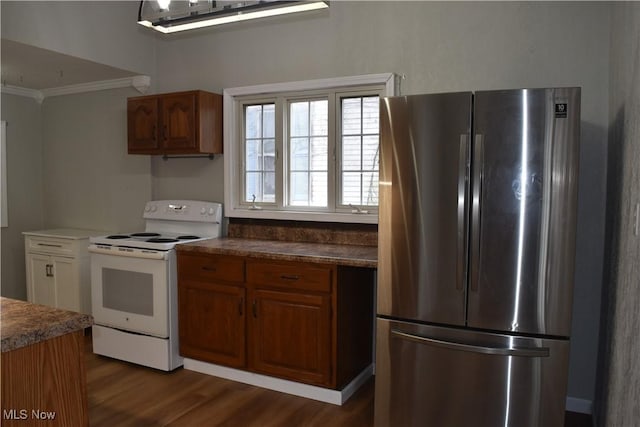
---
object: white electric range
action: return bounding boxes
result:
[89,200,222,371]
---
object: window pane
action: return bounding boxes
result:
[263,172,275,202]
[263,139,275,171]
[310,172,327,206]
[342,98,362,135]
[363,171,379,205]
[246,139,261,171]
[290,102,309,137]
[290,137,308,170]
[245,105,262,138]
[363,135,379,170]
[310,100,328,136]
[310,137,327,171]
[342,172,362,205]
[340,95,380,207]
[263,104,275,138]
[246,172,262,201]
[362,97,380,134]
[290,171,309,206]
[342,136,361,170]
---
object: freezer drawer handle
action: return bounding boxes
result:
[390,329,550,358]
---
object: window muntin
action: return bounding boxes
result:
[288,99,329,207]
[244,103,276,203]
[340,96,380,207]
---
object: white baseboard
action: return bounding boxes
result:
[183,358,373,406]
[566,396,593,414]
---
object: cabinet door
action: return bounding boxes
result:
[52,256,79,312]
[249,288,332,387]
[26,254,56,307]
[179,280,246,368]
[161,93,196,151]
[127,97,160,153]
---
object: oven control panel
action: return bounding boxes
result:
[143,200,222,223]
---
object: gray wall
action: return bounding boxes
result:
[0,0,613,408]
[41,89,151,232]
[597,2,640,425]
[0,1,157,80]
[0,94,44,300]
[152,1,610,405]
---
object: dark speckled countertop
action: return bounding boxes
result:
[1,297,93,352]
[176,238,378,268]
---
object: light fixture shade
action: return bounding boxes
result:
[137,0,329,34]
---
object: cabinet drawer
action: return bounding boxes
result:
[25,236,76,256]
[178,253,245,283]
[247,261,332,293]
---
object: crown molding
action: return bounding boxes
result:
[0,75,151,104]
[0,85,44,103]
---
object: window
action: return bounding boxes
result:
[224,74,395,224]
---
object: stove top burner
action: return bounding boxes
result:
[107,235,131,239]
[130,232,161,237]
[146,237,179,243]
[177,235,200,240]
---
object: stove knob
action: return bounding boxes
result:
[208,208,215,216]
[201,207,207,215]
[150,205,157,212]
[144,205,151,212]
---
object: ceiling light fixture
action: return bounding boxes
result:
[137,1,329,34]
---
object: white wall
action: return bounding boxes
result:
[152,1,610,405]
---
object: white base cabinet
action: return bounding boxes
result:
[24,228,104,314]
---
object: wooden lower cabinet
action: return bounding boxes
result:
[249,288,332,386]
[177,252,374,390]
[178,280,246,368]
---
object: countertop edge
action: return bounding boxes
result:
[1,298,94,353]
[176,238,378,269]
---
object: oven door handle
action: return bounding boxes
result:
[88,244,169,260]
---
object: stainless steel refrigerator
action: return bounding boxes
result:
[375,88,580,427]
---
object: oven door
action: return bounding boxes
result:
[90,248,174,338]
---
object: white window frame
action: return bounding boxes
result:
[224,73,395,224]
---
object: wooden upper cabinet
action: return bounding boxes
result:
[127,90,222,155]
[127,97,159,152]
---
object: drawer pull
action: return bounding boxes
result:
[280,274,299,281]
[38,243,63,248]
[202,266,217,272]
[252,300,257,318]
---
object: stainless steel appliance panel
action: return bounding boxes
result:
[468,88,580,336]
[374,318,570,427]
[378,93,471,326]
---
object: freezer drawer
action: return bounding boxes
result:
[374,318,570,427]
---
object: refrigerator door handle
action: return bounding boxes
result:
[470,134,484,292]
[457,134,469,291]
[390,329,550,358]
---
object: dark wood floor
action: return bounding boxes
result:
[85,336,592,427]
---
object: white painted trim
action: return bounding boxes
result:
[183,358,373,406]
[0,75,151,102]
[566,396,593,414]
[0,85,44,103]
[223,73,395,224]
[42,75,150,97]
